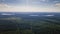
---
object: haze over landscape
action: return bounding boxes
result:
[0,0,60,34]
[0,0,60,12]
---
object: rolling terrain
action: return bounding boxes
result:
[0,12,60,34]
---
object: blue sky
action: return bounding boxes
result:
[0,0,60,12]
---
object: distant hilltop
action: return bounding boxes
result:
[0,17,21,20]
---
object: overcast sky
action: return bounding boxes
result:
[0,0,60,12]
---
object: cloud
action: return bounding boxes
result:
[55,3,60,7]
[0,3,12,10]
[0,3,60,12]
[0,0,24,5]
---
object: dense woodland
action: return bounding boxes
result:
[0,12,60,34]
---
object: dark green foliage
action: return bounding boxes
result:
[0,12,60,34]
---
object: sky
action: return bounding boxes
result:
[0,0,60,12]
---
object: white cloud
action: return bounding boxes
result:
[0,3,60,12]
[55,3,60,7]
